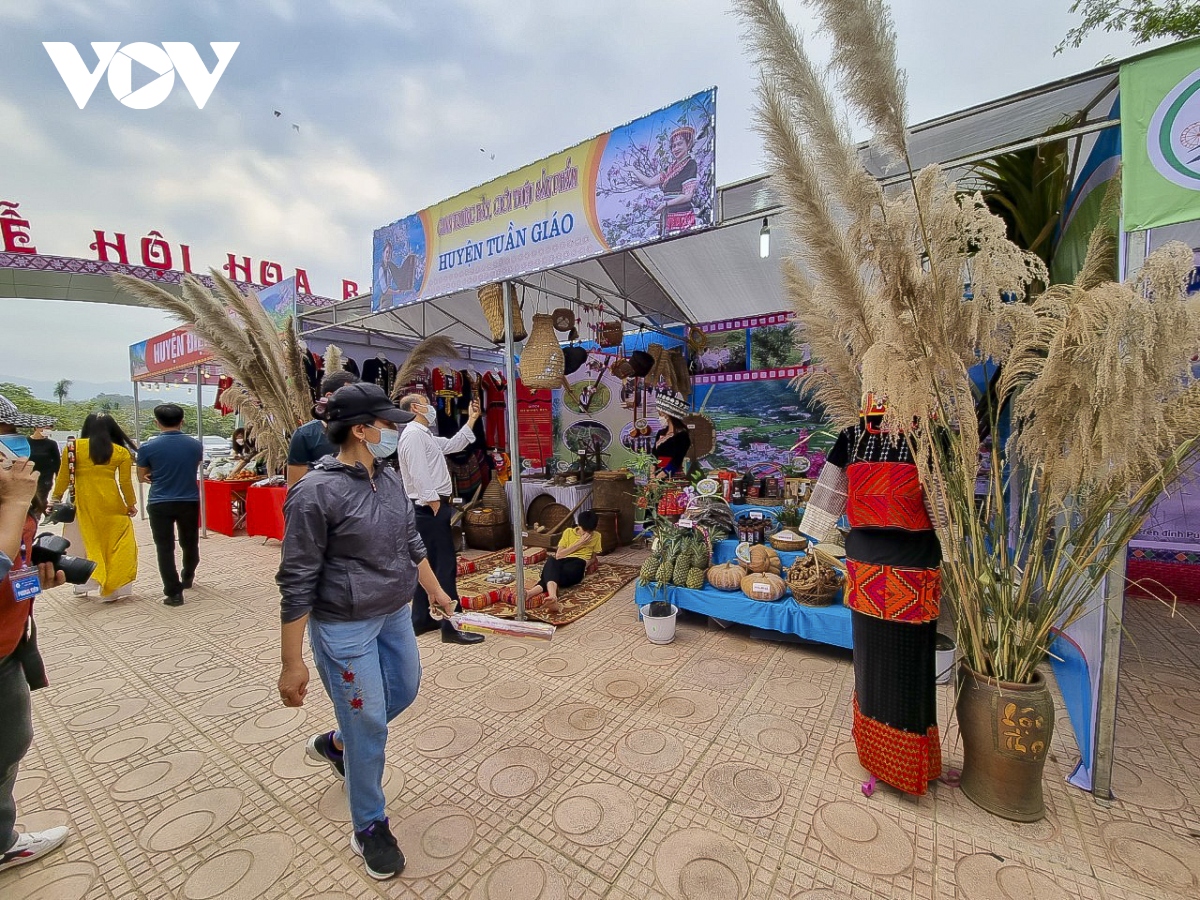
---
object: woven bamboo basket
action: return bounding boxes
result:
[481,479,509,516]
[592,470,635,545]
[598,320,623,348]
[466,507,506,526]
[463,518,511,554]
[786,554,842,606]
[769,531,809,552]
[535,501,575,532]
[525,495,555,533]
[593,509,619,554]
[521,314,565,389]
[477,283,526,344]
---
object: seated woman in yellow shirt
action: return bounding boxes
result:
[526,510,601,614]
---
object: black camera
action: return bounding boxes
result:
[30,533,96,586]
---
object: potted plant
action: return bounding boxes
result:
[738,0,1200,820]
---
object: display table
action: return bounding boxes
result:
[203,479,249,537]
[246,485,287,541]
[634,537,852,649]
[634,582,852,649]
[507,481,593,516]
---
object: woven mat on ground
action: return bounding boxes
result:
[458,550,639,626]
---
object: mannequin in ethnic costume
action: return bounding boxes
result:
[801,396,942,795]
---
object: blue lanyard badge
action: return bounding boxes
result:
[9,566,41,602]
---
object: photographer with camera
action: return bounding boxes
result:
[0,454,71,873]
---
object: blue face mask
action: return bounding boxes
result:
[367,425,399,459]
[0,434,31,458]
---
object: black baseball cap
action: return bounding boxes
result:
[324,383,414,425]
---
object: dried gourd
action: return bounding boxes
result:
[706,562,747,591]
[740,572,787,602]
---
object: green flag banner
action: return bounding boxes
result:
[1121,39,1200,231]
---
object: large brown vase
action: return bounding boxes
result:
[956,661,1054,822]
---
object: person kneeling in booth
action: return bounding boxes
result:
[525,510,601,615]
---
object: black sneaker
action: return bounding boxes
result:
[305,731,345,780]
[350,818,404,880]
[163,592,184,607]
[181,577,194,589]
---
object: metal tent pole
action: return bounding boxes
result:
[133,380,145,520]
[197,365,208,538]
[1091,221,1138,801]
[502,280,527,620]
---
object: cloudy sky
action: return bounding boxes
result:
[0,0,1160,398]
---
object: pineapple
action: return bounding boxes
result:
[639,556,660,584]
[656,559,673,584]
[691,542,709,569]
[671,554,691,585]
[686,567,706,590]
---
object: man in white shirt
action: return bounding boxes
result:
[396,394,485,644]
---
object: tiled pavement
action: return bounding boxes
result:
[3,518,1200,899]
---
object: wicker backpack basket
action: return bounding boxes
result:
[477,283,527,344]
[521,313,565,389]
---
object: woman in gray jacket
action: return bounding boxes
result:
[276,383,455,881]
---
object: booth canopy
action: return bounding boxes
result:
[300,62,1123,348]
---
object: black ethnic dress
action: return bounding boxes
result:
[804,422,942,795]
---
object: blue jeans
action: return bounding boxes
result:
[308,606,421,832]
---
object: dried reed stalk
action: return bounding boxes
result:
[738,0,1200,682]
[113,271,312,473]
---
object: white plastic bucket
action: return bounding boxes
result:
[642,604,678,644]
[935,637,956,685]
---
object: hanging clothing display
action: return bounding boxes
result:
[342,357,360,377]
[482,369,508,450]
[432,367,462,399]
[802,419,942,796]
[398,365,432,402]
[362,355,398,394]
[214,375,235,414]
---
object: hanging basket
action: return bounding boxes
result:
[521,314,565,389]
[477,283,527,344]
[628,350,654,377]
[683,414,714,458]
[552,307,576,335]
[597,320,623,348]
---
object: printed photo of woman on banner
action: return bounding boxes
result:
[595,90,715,247]
[372,215,427,311]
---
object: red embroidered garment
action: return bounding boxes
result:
[852,696,941,795]
[846,462,932,531]
[482,371,507,450]
[845,559,940,623]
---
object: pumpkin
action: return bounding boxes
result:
[746,544,782,575]
[741,572,787,602]
[706,562,747,591]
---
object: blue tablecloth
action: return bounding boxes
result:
[635,582,852,649]
[712,539,806,569]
